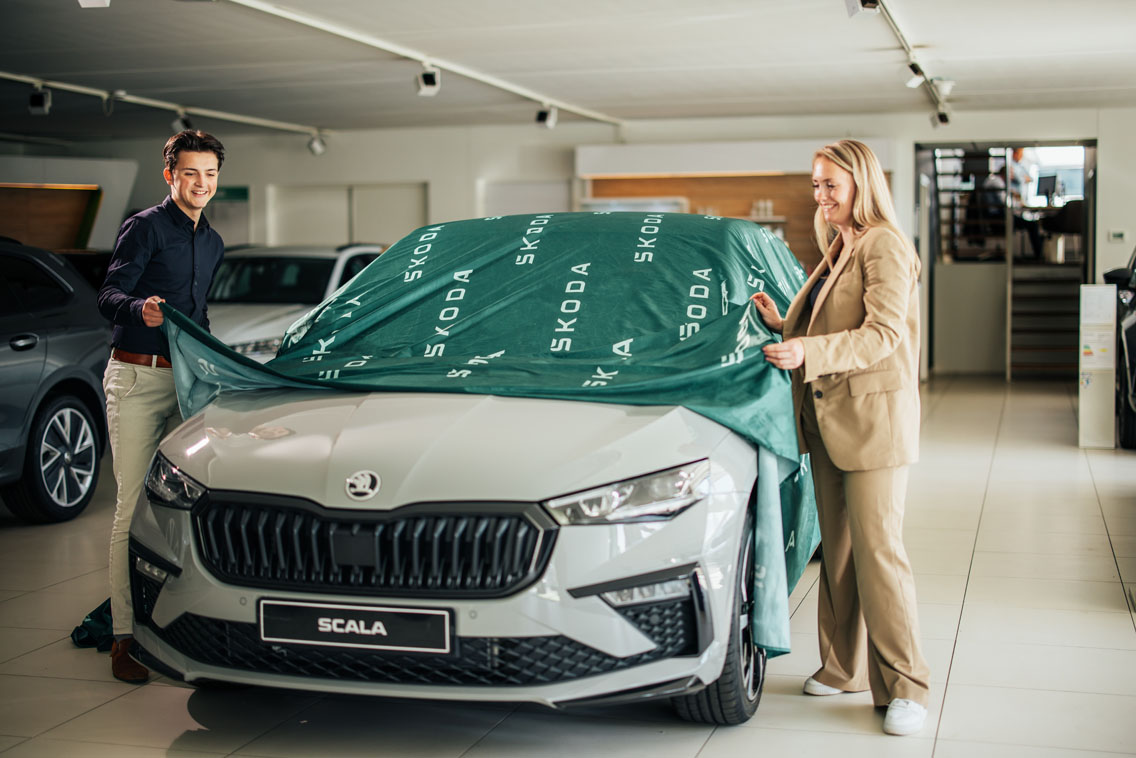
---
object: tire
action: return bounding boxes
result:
[2,395,100,523]
[1119,359,1136,450]
[672,509,766,725]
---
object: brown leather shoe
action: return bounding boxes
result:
[110,637,149,683]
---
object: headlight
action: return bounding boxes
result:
[544,460,710,525]
[145,453,205,510]
[228,337,282,362]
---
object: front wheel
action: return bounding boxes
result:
[672,509,765,725]
[2,395,100,523]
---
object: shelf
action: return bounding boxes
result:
[727,215,786,224]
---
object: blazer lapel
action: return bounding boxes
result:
[783,255,829,338]
[806,234,855,334]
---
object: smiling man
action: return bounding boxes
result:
[97,130,226,683]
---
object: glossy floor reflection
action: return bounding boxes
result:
[1,378,1133,757]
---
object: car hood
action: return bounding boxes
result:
[207,303,310,345]
[162,391,734,510]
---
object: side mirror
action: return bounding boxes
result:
[1103,267,1133,289]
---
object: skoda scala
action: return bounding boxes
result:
[126,212,816,725]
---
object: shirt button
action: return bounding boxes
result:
[814,390,823,399]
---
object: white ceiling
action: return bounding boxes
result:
[1,0,1134,143]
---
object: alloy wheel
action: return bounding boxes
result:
[37,406,96,508]
[737,528,759,701]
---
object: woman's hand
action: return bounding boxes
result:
[751,292,783,333]
[763,338,805,370]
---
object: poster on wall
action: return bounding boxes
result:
[210,186,250,246]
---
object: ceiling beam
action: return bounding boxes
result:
[876,0,951,120]
[222,0,626,128]
[0,69,322,136]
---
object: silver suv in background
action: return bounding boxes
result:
[208,244,385,363]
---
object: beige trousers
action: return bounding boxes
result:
[103,360,182,636]
[801,392,930,707]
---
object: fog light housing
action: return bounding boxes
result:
[602,576,692,607]
[135,557,169,584]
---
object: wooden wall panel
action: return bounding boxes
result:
[590,172,892,272]
[0,186,100,250]
[590,174,821,269]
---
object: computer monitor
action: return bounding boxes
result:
[1036,174,1057,200]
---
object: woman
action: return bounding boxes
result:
[752,139,930,736]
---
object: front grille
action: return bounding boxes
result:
[193,495,555,599]
[150,601,694,686]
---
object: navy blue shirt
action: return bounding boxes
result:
[98,196,224,359]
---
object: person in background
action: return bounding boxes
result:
[97,130,226,683]
[751,139,930,736]
[983,147,1042,258]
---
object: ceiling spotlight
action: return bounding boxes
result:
[417,65,441,97]
[171,112,193,132]
[535,105,558,129]
[931,77,956,98]
[845,0,880,17]
[930,110,951,128]
[307,133,327,156]
[905,62,926,88]
[28,87,51,115]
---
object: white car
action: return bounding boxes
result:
[207,244,385,362]
[130,213,815,725]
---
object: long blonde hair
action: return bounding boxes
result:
[812,139,908,257]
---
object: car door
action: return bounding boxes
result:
[0,254,51,470]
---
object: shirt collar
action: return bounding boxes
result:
[160,195,210,232]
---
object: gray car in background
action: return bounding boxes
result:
[0,238,110,522]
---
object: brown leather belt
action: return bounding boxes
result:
[112,348,172,369]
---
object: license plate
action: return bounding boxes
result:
[259,600,451,654]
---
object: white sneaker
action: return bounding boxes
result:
[803,676,843,696]
[883,698,927,736]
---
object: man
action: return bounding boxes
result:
[97,130,226,683]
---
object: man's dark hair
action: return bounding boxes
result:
[163,130,225,173]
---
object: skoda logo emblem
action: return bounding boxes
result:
[345,470,381,501]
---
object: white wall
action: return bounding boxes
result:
[72,105,1134,280]
[1097,108,1136,274]
[933,264,1007,375]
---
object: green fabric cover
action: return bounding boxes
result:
[162,211,819,656]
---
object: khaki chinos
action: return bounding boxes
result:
[801,390,927,705]
[103,360,181,636]
[782,227,930,707]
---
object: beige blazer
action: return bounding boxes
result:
[782,226,921,471]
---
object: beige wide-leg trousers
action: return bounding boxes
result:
[801,392,930,707]
[103,360,182,636]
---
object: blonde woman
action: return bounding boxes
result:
[752,139,930,736]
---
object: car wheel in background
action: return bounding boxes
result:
[672,508,766,725]
[1119,356,1136,450]
[2,395,100,523]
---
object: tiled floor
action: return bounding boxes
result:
[1,377,1133,757]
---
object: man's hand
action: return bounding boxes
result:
[763,337,805,370]
[142,296,165,327]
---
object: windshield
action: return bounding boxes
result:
[209,257,335,304]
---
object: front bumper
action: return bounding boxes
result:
[128,484,751,706]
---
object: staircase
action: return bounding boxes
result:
[1009,263,1081,379]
